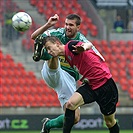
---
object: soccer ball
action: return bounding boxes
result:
[12,12,32,32]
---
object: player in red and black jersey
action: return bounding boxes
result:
[41,36,120,133]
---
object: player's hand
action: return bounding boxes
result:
[47,14,59,26]
[72,45,85,53]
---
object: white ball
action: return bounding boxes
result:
[12,12,32,32]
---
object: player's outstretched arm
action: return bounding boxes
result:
[31,14,59,40]
[72,42,93,53]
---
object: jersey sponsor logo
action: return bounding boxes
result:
[59,56,71,67]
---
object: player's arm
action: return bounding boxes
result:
[31,14,59,40]
[72,42,93,53]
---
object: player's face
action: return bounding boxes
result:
[64,19,80,38]
[45,41,60,57]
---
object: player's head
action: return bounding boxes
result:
[66,14,81,26]
[43,36,63,57]
[65,14,81,38]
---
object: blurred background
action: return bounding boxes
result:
[0,0,133,131]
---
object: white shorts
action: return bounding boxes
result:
[41,60,77,108]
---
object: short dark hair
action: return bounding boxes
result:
[66,14,81,26]
[43,36,60,45]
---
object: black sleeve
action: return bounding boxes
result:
[68,41,79,55]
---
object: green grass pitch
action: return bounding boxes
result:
[0,130,132,133]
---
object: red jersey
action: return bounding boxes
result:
[65,41,112,90]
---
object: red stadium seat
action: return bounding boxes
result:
[15,86,24,94]
[118,40,126,45]
[119,70,126,78]
[17,62,25,70]
[110,70,119,82]
[11,78,18,86]
[127,40,133,45]
[5,54,14,62]
[110,40,118,45]
[86,17,92,24]
[90,29,98,37]
[128,87,133,97]
[119,78,128,91]
[55,2,62,8]
[100,40,108,46]
[10,86,18,94]
[23,86,31,94]
[33,94,42,106]
[130,93,133,99]
[29,86,37,94]
[91,40,100,46]
[13,94,21,105]
[30,0,37,6]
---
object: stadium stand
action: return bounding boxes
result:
[0,50,60,107]
[91,39,133,101]
[29,0,98,37]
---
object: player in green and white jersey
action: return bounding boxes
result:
[32,14,89,81]
[31,14,92,133]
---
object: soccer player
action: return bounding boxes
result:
[31,14,97,133]
[34,35,80,133]
[40,36,120,133]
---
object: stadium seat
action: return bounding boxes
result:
[21,94,28,102]
[41,95,49,103]
[129,93,133,99]
[55,2,62,9]
[1,69,8,77]
[100,40,108,46]
[102,46,112,55]
[2,86,9,94]
[109,40,118,45]
[91,40,100,46]
[119,70,126,78]
[10,86,18,94]
[90,29,98,37]
[12,94,20,106]
[15,86,24,94]
[118,40,126,45]
[30,0,37,6]
[17,62,25,70]
[119,78,128,91]
[128,87,133,95]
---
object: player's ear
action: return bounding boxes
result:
[56,41,61,46]
[77,25,80,31]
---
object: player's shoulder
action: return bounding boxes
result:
[66,41,81,55]
[68,40,79,46]
[77,32,90,43]
[67,40,80,53]
[57,28,65,33]
[50,28,65,34]
[42,28,65,36]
